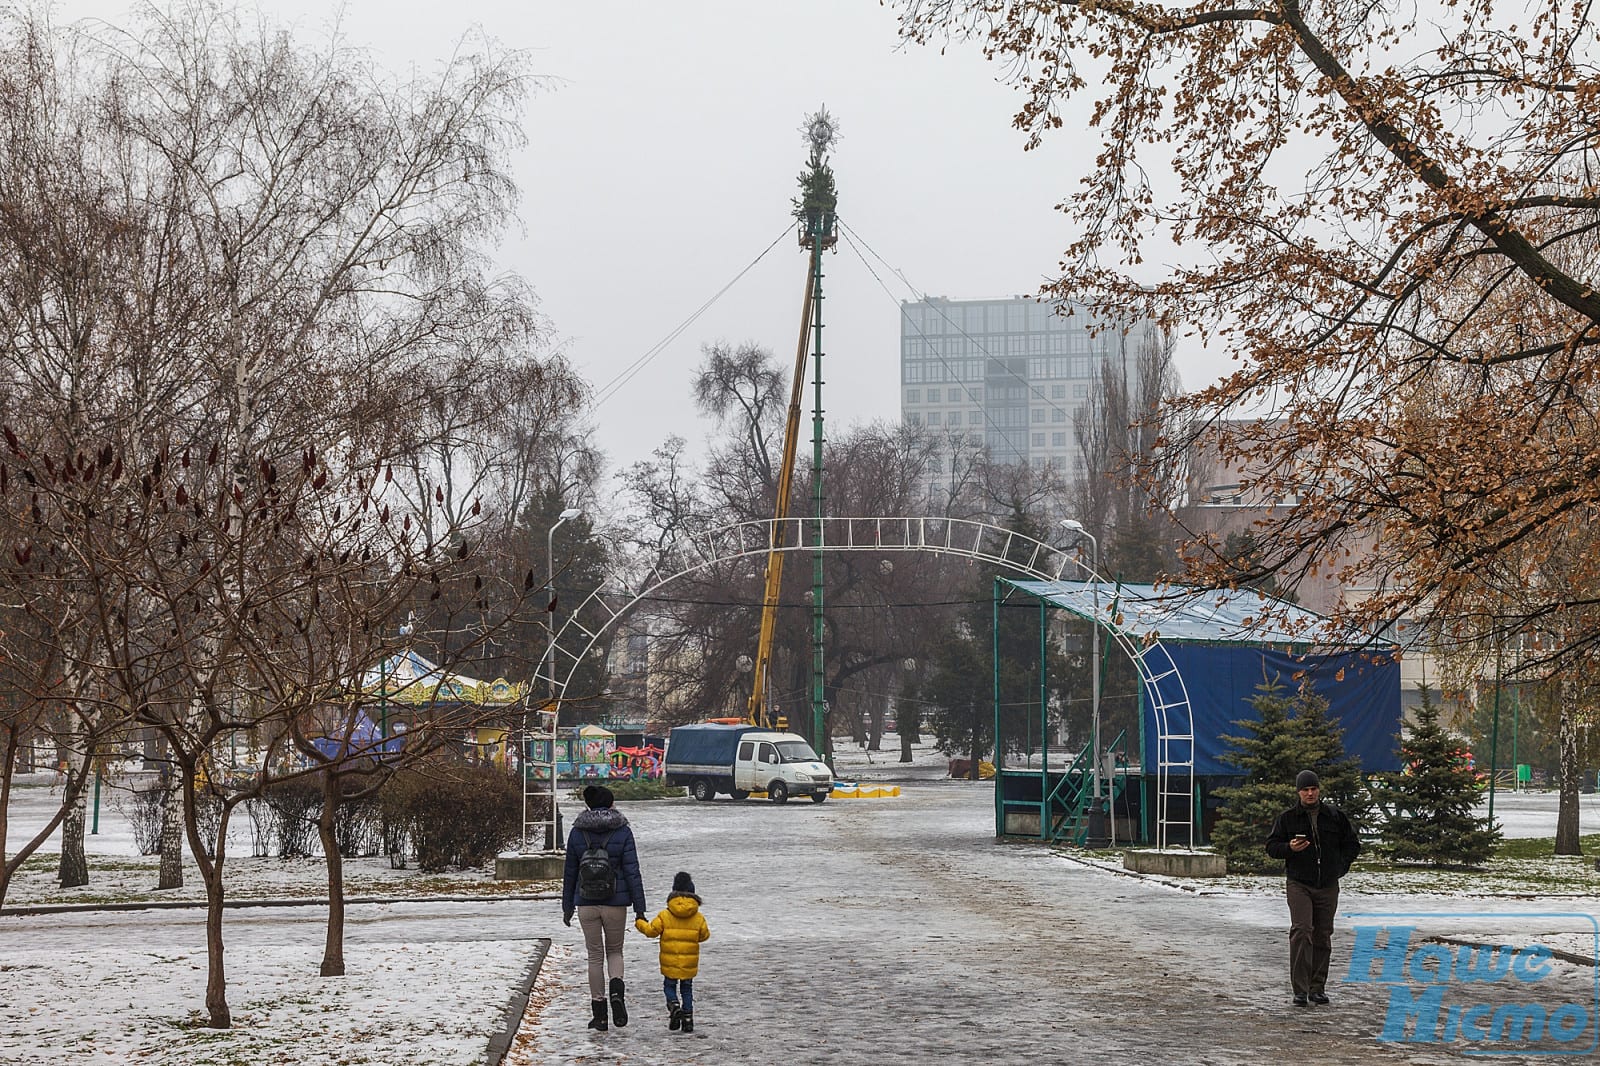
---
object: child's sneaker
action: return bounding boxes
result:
[668,1005,682,1031]
[680,1011,694,1034]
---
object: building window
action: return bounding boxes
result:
[1051,384,1066,399]
[907,412,922,426]
[1032,408,1045,423]
[969,411,983,425]
[1074,385,1088,398]
[1052,409,1066,423]
[1032,433,1046,447]
[928,411,941,425]
[1052,432,1066,447]
[905,389,920,404]
[929,457,943,474]
[926,388,940,402]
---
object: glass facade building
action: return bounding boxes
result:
[900,296,1128,472]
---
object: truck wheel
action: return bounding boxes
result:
[768,781,788,804]
[690,778,715,802]
[810,792,828,804]
[730,789,750,801]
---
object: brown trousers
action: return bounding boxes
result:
[576,904,628,999]
[1285,880,1339,996]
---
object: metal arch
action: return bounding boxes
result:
[520,515,1195,853]
[1042,596,1198,851]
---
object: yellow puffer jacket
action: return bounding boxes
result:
[635,892,710,979]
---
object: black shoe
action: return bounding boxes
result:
[1309,991,1330,1005]
[680,1011,694,1034]
[609,978,628,1027]
[1293,993,1309,1007]
[588,999,609,1031]
[668,1004,682,1031]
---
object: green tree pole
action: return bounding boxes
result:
[794,109,839,765]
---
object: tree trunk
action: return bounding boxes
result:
[57,745,88,888]
[867,704,884,751]
[899,728,913,764]
[318,775,347,977]
[1555,705,1582,856]
[158,768,185,890]
[197,806,232,1028]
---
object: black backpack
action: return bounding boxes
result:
[576,830,616,901]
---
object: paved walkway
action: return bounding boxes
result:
[508,783,1592,1064]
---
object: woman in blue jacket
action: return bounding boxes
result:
[562,785,647,1031]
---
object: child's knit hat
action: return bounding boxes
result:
[671,871,695,894]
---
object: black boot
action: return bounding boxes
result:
[680,1011,694,1034]
[609,977,628,1027]
[587,998,608,1031]
[668,1004,682,1031]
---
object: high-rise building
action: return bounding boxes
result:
[899,295,1132,479]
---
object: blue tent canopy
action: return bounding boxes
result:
[1002,580,1403,774]
[311,711,403,760]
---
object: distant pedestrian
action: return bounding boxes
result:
[635,870,710,1034]
[562,784,647,1032]
[1264,769,1361,1007]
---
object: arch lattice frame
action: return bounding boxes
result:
[521,516,1195,852]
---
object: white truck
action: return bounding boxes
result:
[663,723,833,804]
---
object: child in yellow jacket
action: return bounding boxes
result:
[634,870,710,1033]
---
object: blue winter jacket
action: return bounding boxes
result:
[561,807,647,917]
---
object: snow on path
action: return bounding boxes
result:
[507,783,1596,1065]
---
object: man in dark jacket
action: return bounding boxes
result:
[562,785,648,1031]
[1264,769,1361,1007]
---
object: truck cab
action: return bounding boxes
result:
[732,732,832,804]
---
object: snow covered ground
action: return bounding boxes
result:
[6,741,1599,1064]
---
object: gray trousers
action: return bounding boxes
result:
[1285,880,1339,996]
[576,904,628,999]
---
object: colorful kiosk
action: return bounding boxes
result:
[528,724,617,780]
[990,578,1402,848]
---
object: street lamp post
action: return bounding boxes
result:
[1060,519,1105,845]
[541,507,582,851]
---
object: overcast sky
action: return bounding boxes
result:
[77,1,1229,478]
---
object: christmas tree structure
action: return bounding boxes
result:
[1376,686,1501,866]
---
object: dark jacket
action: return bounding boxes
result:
[1265,801,1361,889]
[562,806,647,916]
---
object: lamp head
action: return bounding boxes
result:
[1060,518,1085,533]
[558,507,583,522]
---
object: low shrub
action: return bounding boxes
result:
[568,779,682,801]
[381,764,522,872]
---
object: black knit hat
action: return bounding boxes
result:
[583,784,615,809]
[671,871,695,894]
[1295,769,1320,790]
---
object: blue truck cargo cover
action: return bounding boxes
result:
[665,723,759,769]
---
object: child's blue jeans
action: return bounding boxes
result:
[663,976,694,1012]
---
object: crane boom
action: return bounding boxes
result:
[744,257,818,726]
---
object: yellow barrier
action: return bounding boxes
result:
[830,786,901,799]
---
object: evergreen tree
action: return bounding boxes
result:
[1212,677,1365,874]
[1292,683,1371,828]
[1376,686,1501,866]
[1211,680,1309,874]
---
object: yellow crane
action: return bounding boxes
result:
[744,269,817,728]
